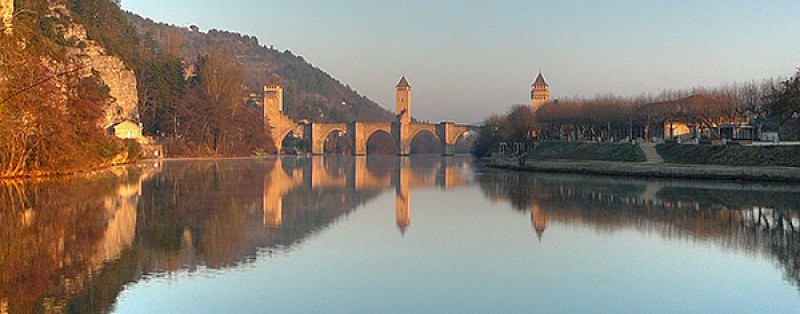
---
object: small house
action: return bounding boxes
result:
[108,120,143,140]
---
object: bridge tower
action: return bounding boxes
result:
[263,75,304,153]
[531,72,550,112]
[264,75,284,114]
[395,76,412,155]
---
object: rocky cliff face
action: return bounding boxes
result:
[68,25,139,126]
[51,2,139,127]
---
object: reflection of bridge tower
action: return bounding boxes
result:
[396,158,411,234]
[263,159,304,228]
[531,203,549,241]
[258,156,471,234]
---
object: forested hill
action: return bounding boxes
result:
[126,13,394,123]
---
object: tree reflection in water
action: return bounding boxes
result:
[0,156,473,312]
[478,171,800,292]
[0,166,149,313]
[2,157,800,312]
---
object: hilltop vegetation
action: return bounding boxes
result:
[125,13,394,123]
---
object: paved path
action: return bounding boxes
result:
[640,143,664,163]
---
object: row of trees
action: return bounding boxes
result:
[539,72,800,141]
[138,49,275,156]
[474,69,800,156]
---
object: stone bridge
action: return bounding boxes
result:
[264,76,477,155]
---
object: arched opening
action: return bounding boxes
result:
[455,131,478,154]
[280,131,303,154]
[366,130,397,155]
[410,131,441,155]
[323,130,353,155]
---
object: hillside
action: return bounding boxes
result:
[125,13,394,123]
[1,0,143,177]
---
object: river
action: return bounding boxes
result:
[1,155,799,313]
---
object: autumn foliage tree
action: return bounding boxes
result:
[0,34,117,177]
[472,105,537,157]
[164,50,275,156]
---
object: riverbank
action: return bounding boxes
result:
[486,158,800,183]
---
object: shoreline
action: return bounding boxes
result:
[485,159,800,183]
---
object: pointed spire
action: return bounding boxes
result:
[396,76,411,88]
[532,72,548,88]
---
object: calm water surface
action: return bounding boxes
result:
[2,156,800,313]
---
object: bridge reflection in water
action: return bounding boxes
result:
[2,156,800,312]
[263,156,472,232]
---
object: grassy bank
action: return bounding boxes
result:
[529,141,646,162]
[657,143,800,167]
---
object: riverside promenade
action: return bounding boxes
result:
[486,143,800,183]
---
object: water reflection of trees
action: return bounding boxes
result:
[0,159,384,313]
[1,156,474,312]
[478,171,800,292]
[0,167,145,313]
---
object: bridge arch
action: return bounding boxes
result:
[279,130,304,154]
[365,129,397,155]
[322,130,353,154]
[453,130,479,154]
[306,123,350,155]
[409,129,441,154]
[352,123,393,155]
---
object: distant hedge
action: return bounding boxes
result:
[656,143,800,167]
[529,142,646,162]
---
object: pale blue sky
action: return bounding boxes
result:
[121,0,800,123]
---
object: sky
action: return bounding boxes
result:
[121,0,800,123]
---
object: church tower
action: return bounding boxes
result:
[531,72,550,112]
[396,76,411,124]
